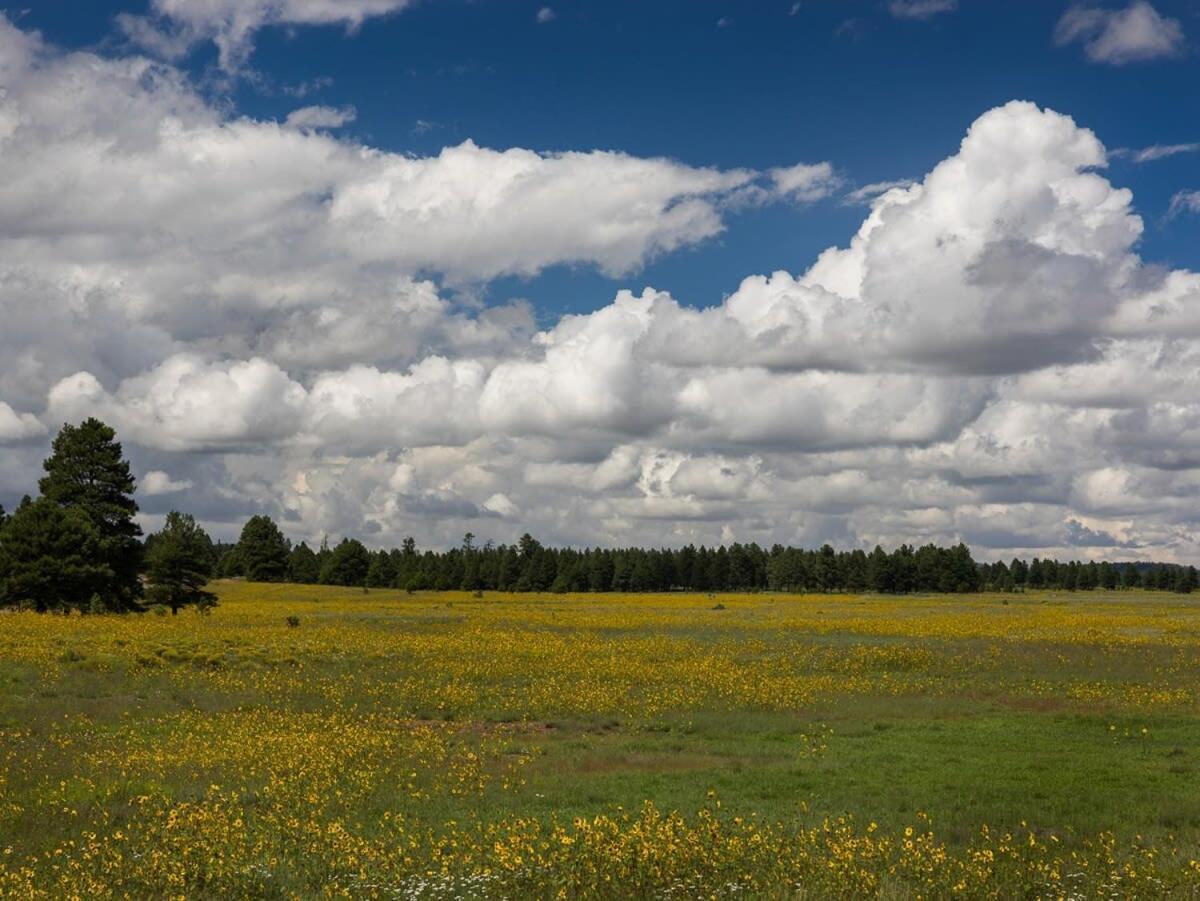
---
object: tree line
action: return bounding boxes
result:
[2,419,1197,613]
[222,520,1198,596]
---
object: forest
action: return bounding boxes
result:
[217,521,1198,595]
[2,418,1197,615]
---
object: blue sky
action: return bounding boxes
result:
[3,0,1200,559]
[20,0,1200,319]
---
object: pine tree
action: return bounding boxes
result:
[288,542,320,583]
[1100,561,1118,590]
[366,550,397,588]
[1121,563,1141,589]
[235,515,291,582]
[319,538,371,586]
[0,499,109,612]
[144,512,216,614]
[39,419,142,609]
[1174,565,1197,595]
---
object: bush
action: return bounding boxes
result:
[150,604,169,617]
[286,615,300,628]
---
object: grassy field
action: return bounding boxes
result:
[2,583,1200,898]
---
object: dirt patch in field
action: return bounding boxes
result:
[570,751,727,776]
[994,695,1075,713]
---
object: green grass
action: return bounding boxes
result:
[2,584,1200,895]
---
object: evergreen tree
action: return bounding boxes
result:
[1174,565,1197,595]
[460,533,481,590]
[1121,563,1141,589]
[217,545,245,578]
[867,546,893,592]
[1077,562,1097,591]
[366,550,397,588]
[1010,558,1028,588]
[39,419,142,609]
[1099,561,1118,590]
[144,512,216,614]
[315,536,332,577]
[288,542,320,583]
[0,503,7,588]
[235,515,291,582]
[320,538,371,586]
[0,499,109,612]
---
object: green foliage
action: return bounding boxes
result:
[234,515,291,582]
[215,544,244,578]
[0,498,111,612]
[144,511,217,614]
[287,541,320,583]
[319,538,370,586]
[38,418,142,608]
[365,550,396,588]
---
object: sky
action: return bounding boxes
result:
[1,0,1199,560]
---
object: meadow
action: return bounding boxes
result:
[1,583,1199,898]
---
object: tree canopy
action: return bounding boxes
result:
[38,418,142,609]
[320,538,371,586]
[234,515,291,582]
[0,498,110,612]
[145,512,217,614]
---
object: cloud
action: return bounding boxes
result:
[1113,142,1200,163]
[535,7,556,24]
[1168,190,1200,218]
[8,16,1200,559]
[0,402,45,443]
[1055,2,1185,65]
[141,470,194,495]
[285,104,357,130]
[0,12,763,400]
[842,178,916,204]
[888,0,958,20]
[119,0,416,72]
[46,357,309,452]
[768,161,842,203]
[327,141,755,280]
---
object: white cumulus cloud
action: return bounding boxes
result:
[285,104,357,130]
[1055,1,1185,65]
[7,15,1200,560]
[142,470,194,495]
[119,0,416,71]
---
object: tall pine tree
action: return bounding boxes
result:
[235,515,291,582]
[39,419,142,610]
[145,512,216,614]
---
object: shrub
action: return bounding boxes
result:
[286,615,300,628]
